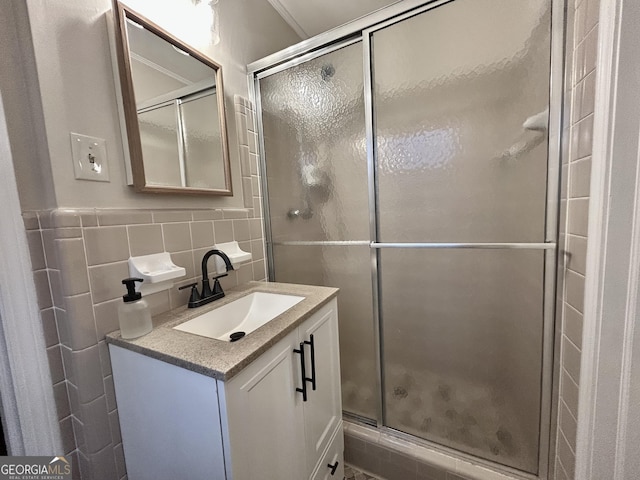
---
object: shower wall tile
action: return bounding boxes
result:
[562,337,582,384]
[564,305,584,349]
[569,158,591,198]
[559,370,579,450]
[557,432,576,479]
[567,235,588,275]
[581,72,596,117]
[567,198,589,240]
[556,457,570,480]
[559,402,578,453]
[565,270,585,313]
[576,115,594,160]
[555,0,599,478]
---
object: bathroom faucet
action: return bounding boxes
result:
[178,249,234,308]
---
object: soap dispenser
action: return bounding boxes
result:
[118,277,152,339]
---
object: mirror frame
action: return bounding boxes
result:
[112,1,233,195]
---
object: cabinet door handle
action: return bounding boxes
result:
[293,342,307,401]
[304,334,316,391]
[327,461,339,475]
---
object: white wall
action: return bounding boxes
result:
[0,0,56,211]
[22,0,300,209]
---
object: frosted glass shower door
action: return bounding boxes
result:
[259,43,378,419]
[371,0,551,474]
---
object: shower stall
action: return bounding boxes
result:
[249,0,562,477]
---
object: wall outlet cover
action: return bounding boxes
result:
[70,132,110,182]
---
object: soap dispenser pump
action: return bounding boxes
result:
[118,277,152,339]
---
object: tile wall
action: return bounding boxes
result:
[554,0,599,479]
[23,97,264,480]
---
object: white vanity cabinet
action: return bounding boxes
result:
[110,297,343,480]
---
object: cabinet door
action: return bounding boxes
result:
[311,423,344,480]
[300,299,342,476]
[110,345,226,480]
[222,330,306,480]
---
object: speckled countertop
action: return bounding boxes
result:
[106,281,338,381]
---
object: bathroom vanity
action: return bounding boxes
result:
[107,282,343,480]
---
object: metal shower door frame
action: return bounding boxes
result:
[249,0,565,477]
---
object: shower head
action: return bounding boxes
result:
[321,64,335,81]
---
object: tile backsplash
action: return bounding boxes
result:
[25,207,266,479]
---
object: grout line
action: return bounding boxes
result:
[562,366,580,390]
[560,398,579,424]
[562,333,582,353]
[559,427,577,457]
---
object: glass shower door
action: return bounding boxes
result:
[371,0,551,473]
[259,42,378,420]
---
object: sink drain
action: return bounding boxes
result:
[229,331,246,342]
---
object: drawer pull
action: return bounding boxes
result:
[327,460,339,475]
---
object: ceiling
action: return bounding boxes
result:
[266,0,401,38]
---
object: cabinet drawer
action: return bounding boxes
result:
[311,422,344,480]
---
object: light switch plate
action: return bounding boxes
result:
[70,133,110,182]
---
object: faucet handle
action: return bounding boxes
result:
[178,282,201,307]
[211,275,227,296]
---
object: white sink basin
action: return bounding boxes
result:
[173,292,305,342]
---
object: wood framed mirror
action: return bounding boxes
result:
[112,1,232,195]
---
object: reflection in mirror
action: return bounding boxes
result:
[113,2,232,195]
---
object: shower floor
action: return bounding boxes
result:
[382,363,537,473]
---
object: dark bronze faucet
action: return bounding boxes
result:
[178,249,234,308]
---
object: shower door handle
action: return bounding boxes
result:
[304,334,316,391]
[293,343,307,401]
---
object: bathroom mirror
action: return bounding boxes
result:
[112,2,232,195]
